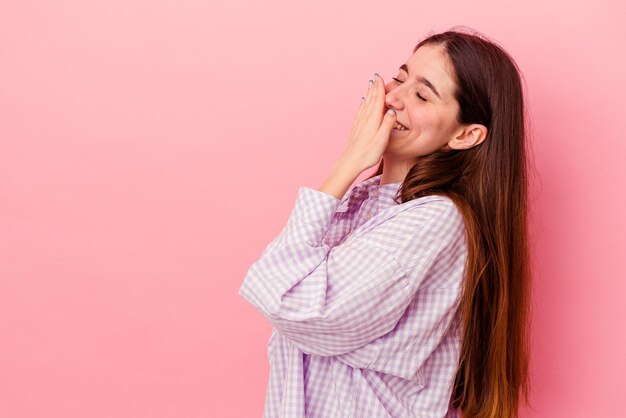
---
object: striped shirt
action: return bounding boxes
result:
[239,174,468,418]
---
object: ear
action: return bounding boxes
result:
[448,123,488,150]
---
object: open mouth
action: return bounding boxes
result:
[393,121,409,131]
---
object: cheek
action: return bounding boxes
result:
[425,109,453,133]
[407,109,443,133]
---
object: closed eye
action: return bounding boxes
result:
[392,77,427,102]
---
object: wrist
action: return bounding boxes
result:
[333,153,365,176]
[319,159,362,200]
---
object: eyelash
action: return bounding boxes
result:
[392,77,427,102]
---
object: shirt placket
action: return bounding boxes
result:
[361,187,379,222]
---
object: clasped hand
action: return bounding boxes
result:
[340,74,397,173]
[318,74,397,200]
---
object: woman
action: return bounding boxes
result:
[239,27,532,418]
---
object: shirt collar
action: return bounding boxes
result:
[335,174,403,214]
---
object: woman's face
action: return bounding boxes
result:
[383,43,463,159]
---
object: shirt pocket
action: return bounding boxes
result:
[348,365,427,417]
[386,366,426,398]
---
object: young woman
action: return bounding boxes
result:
[239,28,532,418]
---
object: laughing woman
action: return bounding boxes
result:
[239,27,532,418]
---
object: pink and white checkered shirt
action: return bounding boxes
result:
[239,174,467,417]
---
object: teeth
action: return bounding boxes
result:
[394,122,408,131]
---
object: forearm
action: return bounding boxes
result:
[318,156,364,200]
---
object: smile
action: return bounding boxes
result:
[393,122,409,131]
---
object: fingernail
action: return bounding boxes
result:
[369,79,373,86]
[386,108,396,116]
[374,73,380,79]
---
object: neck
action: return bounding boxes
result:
[379,156,412,185]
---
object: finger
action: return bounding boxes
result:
[377,108,396,137]
[352,104,367,142]
[356,76,381,132]
[368,75,385,105]
[364,79,375,108]
[364,76,384,121]
[372,76,386,113]
[368,108,394,153]
[356,95,366,119]
[362,78,377,119]
[349,96,366,141]
[355,79,373,122]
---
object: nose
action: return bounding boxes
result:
[384,80,403,112]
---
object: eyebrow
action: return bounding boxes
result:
[399,64,442,100]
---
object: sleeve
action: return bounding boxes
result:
[238,186,465,364]
[333,286,464,379]
[331,202,467,377]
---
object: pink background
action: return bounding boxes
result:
[1,0,625,417]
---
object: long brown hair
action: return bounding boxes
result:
[368,27,535,417]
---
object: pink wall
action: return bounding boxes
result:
[1,0,625,417]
